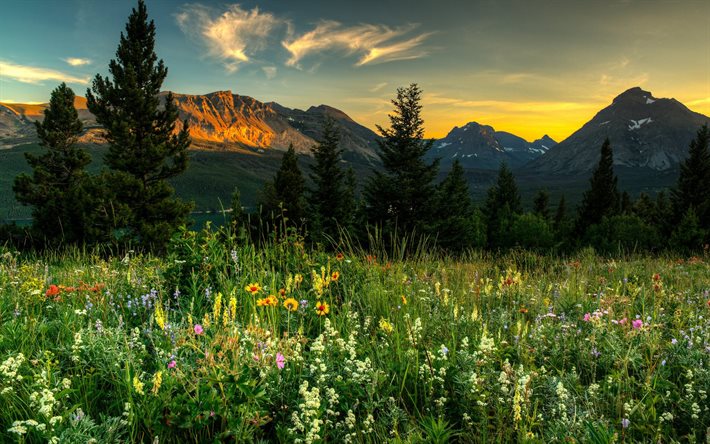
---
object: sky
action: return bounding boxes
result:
[1,0,709,142]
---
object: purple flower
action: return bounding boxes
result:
[194,324,204,335]
[632,319,643,330]
[671,338,677,345]
[622,418,630,429]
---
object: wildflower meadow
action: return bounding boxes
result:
[0,227,709,443]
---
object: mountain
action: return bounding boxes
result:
[427,121,555,169]
[0,91,380,163]
[527,87,710,174]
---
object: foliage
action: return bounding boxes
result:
[672,124,710,232]
[364,83,439,238]
[482,162,522,249]
[86,0,192,252]
[260,145,305,227]
[576,138,620,236]
[13,83,90,245]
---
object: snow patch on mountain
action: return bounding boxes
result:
[628,118,653,130]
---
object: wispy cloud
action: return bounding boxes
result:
[283,21,432,68]
[369,82,389,93]
[0,60,89,85]
[63,57,91,66]
[262,66,277,79]
[176,4,280,71]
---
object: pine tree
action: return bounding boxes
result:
[340,167,357,233]
[671,124,710,230]
[575,138,619,236]
[431,160,477,252]
[620,191,632,214]
[533,189,551,221]
[482,162,522,249]
[309,118,347,241]
[13,83,90,245]
[554,195,567,231]
[86,0,191,251]
[261,145,305,225]
[364,84,438,236]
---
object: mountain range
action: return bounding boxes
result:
[1,87,708,177]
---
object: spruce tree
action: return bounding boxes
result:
[671,124,710,230]
[533,189,551,221]
[575,138,619,236]
[13,83,90,244]
[86,0,191,251]
[431,160,477,252]
[364,84,438,236]
[482,162,522,248]
[261,145,305,225]
[554,195,567,231]
[309,118,347,241]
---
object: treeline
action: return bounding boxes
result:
[2,0,709,256]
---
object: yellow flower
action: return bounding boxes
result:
[245,283,262,295]
[229,296,237,321]
[379,318,394,334]
[133,375,144,395]
[213,292,223,321]
[154,305,166,330]
[401,295,407,305]
[315,301,329,316]
[152,371,163,395]
[257,295,278,307]
[284,297,299,312]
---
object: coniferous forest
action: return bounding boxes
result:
[1,1,709,443]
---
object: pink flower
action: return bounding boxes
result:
[632,319,643,330]
[253,354,260,361]
[619,318,627,325]
[583,313,591,322]
[168,360,176,369]
[276,352,285,370]
[194,324,204,335]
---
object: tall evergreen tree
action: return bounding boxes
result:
[364,84,438,236]
[575,138,619,236]
[261,145,305,225]
[86,0,191,251]
[431,160,478,252]
[554,195,567,231]
[533,189,551,221]
[482,162,522,248]
[309,118,347,241]
[13,83,90,244]
[671,124,710,230]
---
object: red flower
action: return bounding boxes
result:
[45,285,60,298]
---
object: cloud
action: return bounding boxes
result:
[0,60,90,85]
[63,57,91,66]
[423,93,599,114]
[262,66,277,79]
[283,21,432,68]
[369,82,388,93]
[176,4,280,70]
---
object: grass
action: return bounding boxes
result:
[0,227,708,442]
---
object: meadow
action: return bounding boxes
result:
[0,227,709,443]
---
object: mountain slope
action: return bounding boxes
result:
[428,122,555,169]
[527,87,710,174]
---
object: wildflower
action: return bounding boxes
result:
[300,299,309,309]
[154,305,166,330]
[194,324,204,335]
[133,375,144,395]
[45,285,60,298]
[331,271,340,282]
[519,307,528,314]
[619,317,627,325]
[379,318,394,334]
[167,360,176,369]
[671,338,677,345]
[257,295,278,307]
[632,319,643,330]
[152,371,163,394]
[621,418,630,429]
[284,297,299,312]
[245,282,262,295]
[315,301,329,316]
[276,352,285,370]
[583,313,591,322]
[335,252,344,261]
[401,295,407,305]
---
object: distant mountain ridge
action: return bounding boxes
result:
[0,91,380,163]
[527,87,710,174]
[427,121,556,169]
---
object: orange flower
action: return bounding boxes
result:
[279,288,287,298]
[331,271,340,282]
[335,252,345,261]
[257,295,278,307]
[245,283,262,296]
[315,301,330,316]
[45,285,60,298]
[519,307,528,314]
